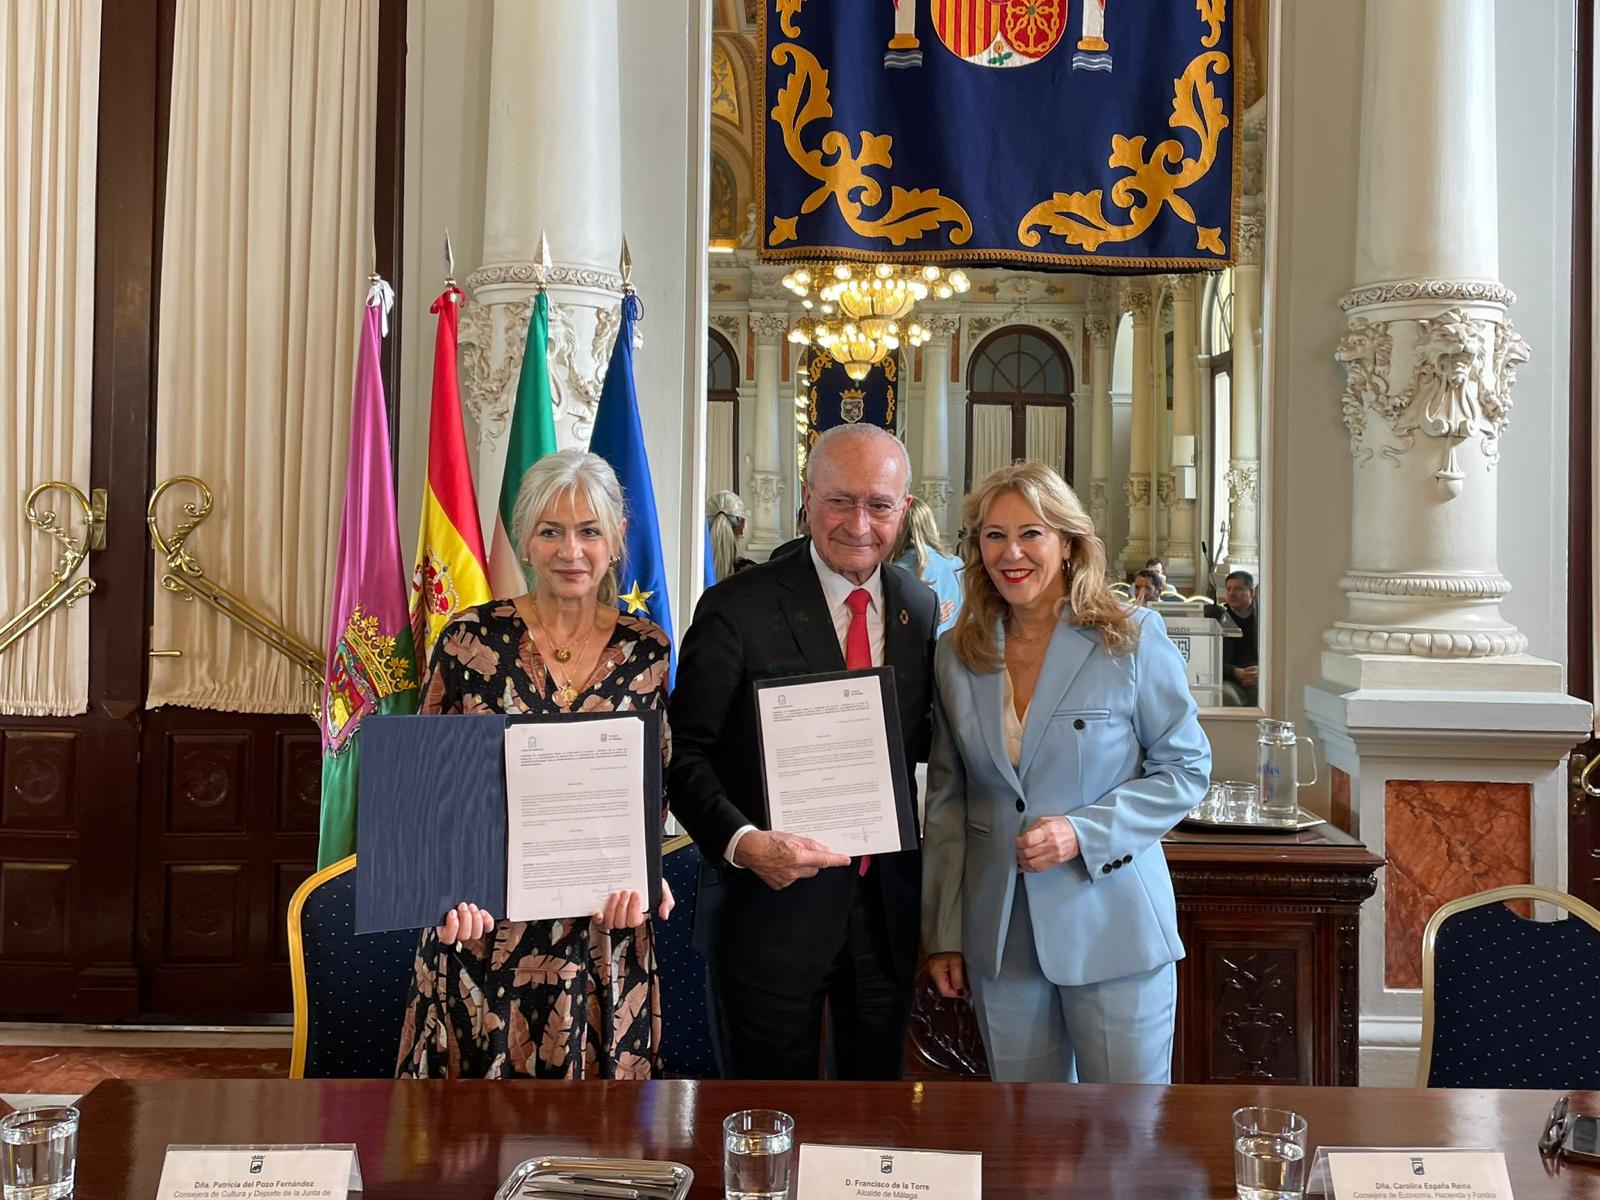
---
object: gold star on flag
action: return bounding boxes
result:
[619,581,653,614]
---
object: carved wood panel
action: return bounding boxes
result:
[138,711,320,1017]
[167,734,247,835]
[162,864,246,962]
[1,732,76,831]
[0,862,72,959]
[1189,923,1315,1082]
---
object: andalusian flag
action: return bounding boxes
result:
[410,285,490,662]
[488,290,557,596]
[317,279,419,869]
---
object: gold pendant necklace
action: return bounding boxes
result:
[531,601,595,706]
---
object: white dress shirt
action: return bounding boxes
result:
[725,544,886,867]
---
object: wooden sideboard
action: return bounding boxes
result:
[908,823,1382,1085]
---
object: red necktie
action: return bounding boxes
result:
[845,589,872,876]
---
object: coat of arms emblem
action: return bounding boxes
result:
[839,387,866,424]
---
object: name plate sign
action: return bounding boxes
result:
[797,1144,980,1200]
[156,1144,364,1200]
[1323,1150,1512,1200]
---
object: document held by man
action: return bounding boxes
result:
[753,668,917,856]
[502,714,652,922]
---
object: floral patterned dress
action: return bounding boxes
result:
[394,601,671,1080]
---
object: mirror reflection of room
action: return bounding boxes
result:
[705,0,1268,711]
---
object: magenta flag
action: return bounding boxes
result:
[318,279,419,868]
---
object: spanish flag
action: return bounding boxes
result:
[410,285,491,662]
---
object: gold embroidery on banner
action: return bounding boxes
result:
[766,30,973,249]
[775,0,806,39]
[1016,18,1231,256]
[1197,0,1225,48]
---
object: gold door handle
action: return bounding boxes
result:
[1570,752,1600,815]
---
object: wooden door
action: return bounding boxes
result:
[0,0,407,1022]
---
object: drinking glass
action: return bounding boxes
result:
[1233,1106,1307,1200]
[723,1109,794,1200]
[1223,781,1260,824]
[0,1106,78,1200]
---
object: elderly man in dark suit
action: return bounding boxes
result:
[668,424,937,1080]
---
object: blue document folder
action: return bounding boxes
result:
[354,712,662,934]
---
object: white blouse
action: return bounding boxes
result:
[1002,667,1029,768]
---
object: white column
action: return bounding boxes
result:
[747,310,791,556]
[1324,0,1534,671]
[1225,221,1262,582]
[1305,0,1589,1086]
[1153,296,1174,554]
[1119,284,1154,574]
[1086,314,1114,536]
[1166,276,1201,590]
[916,313,959,536]
[459,0,626,530]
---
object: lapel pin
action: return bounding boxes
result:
[899,609,909,625]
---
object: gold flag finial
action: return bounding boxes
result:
[443,228,455,286]
[619,235,634,293]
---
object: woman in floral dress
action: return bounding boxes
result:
[396,449,673,1079]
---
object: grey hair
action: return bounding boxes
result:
[510,448,625,604]
[807,424,912,497]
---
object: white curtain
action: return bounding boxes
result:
[1024,404,1069,478]
[706,399,735,498]
[969,404,1012,486]
[0,0,101,716]
[147,0,377,713]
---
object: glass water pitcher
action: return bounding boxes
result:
[1257,719,1317,825]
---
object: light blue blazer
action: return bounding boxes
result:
[922,607,1211,987]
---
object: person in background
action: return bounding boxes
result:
[1144,557,1167,592]
[893,494,964,634]
[396,449,674,1079]
[921,460,1210,1084]
[706,491,747,584]
[1213,570,1259,705]
[770,504,810,561]
[1130,570,1163,606]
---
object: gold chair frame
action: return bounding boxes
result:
[286,854,358,1080]
[1416,883,1600,1087]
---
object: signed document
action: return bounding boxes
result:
[753,669,917,856]
[502,713,658,922]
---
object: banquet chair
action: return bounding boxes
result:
[288,856,419,1079]
[1417,884,1600,1088]
[656,834,718,1078]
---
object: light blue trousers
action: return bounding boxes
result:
[969,879,1177,1083]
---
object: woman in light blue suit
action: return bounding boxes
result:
[922,461,1211,1084]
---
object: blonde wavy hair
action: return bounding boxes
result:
[890,494,947,581]
[952,461,1137,673]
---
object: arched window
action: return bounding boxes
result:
[964,325,1075,489]
[707,329,740,495]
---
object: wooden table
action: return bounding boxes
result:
[73,1078,1599,1199]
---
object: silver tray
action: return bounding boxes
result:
[494,1157,694,1200]
[1181,806,1325,833]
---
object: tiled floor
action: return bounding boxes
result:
[0,1028,291,1107]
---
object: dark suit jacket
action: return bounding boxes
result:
[767,535,809,562]
[667,547,938,996]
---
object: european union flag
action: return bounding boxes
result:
[589,292,676,676]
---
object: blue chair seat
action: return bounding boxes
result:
[1420,885,1600,1089]
[657,835,717,1079]
[288,856,419,1079]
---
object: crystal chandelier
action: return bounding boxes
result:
[782,262,969,381]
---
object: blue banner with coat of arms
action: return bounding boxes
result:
[806,350,899,446]
[760,0,1237,272]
